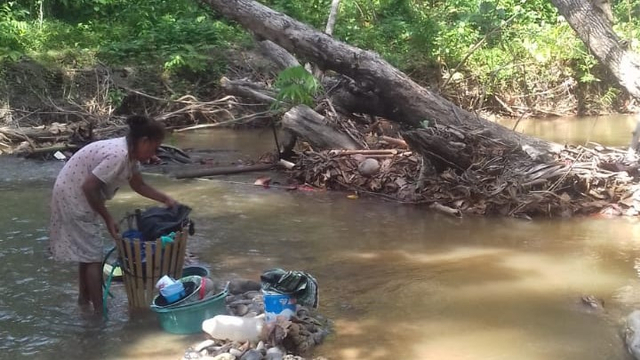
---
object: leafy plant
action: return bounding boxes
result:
[107,88,126,108]
[600,87,620,108]
[271,66,322,110]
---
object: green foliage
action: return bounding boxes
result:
[2,0,640,112]
[601,87,621,108]
[107,87,126,108]
[0,0,248,72]
[271,66,322,111]
[261,0,631,110]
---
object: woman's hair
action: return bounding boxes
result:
[126,115,165,145]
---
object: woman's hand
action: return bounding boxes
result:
[106,217,120,240]
[164,196,178,208]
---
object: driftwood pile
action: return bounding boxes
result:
[0,64,264,158]
[291,123,640,218]
[196,0,640,218]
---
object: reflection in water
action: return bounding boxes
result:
[169,128,279,159]
[497,114,638,146]
[1,127,640,359]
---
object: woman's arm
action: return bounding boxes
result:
[129,172,176,207]
[82,174,119,240]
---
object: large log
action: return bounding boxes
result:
[282,105,362,150]
[402,130,471,171]
[174,164,274,179]
[256,40,301,70]
[199,0,561,158]
[0,125,74,142]
[220,77,277,104]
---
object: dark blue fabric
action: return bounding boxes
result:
[137,204,194,242]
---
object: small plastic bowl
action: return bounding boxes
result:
[160,282,185,304]
[182,265,210,278]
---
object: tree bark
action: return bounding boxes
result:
[281,105,362,150]
[174,164,274,179]
[324,0,341,36]
[402,130,472,171]
[0,126,73,142]
[550,0,640,99]
[220,77,278,103]
[199,0,560,157]
[256,40,301,70]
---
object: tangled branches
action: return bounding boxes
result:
[292,124,640,218]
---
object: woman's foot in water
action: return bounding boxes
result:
[78,300,93,316]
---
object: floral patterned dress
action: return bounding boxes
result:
[49,137,138,263]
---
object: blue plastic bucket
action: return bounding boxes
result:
[263,291,296,323]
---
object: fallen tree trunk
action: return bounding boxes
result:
[281,105,362,150]
[220,77,278,104]
[199,0,561,158]
[0,126,74,142]
[174,163,274,179]
[402,130,472,171]
[218,78,361,153]
[24,144,79,158]
[257,40,301,70]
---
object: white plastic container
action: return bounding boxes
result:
[156,275,176,290]
[202,314,265,342]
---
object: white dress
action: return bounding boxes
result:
[49,137,138,263]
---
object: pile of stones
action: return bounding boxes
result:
[181,279,330,360]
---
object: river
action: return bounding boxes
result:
[1,118,640,360]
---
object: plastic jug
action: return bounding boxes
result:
[202,314,265,342]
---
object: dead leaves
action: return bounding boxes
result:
[290,139,640,218]
[263,313,329,356]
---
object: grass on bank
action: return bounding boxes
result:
[1,0,640,113]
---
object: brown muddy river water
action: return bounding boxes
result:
[2,118,640,360]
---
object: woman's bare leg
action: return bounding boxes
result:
[78,263,90,305]
[85,262,104,315]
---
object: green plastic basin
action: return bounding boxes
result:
[150,288,228,334]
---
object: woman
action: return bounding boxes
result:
[49,115,177,315]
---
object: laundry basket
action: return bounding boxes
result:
[114,230,188,309]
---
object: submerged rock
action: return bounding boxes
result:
[265,346,284,360]
[229,279,261,294]
[625,310,640,359]
[211,353,236,360]
[195,339,218,352]
[581,295,604,310]
[232,304,249,316]
[282,356,305,360]
[357,158,380,176]
[240,349,264,360]
[182,350,202,360]
[244,291,261,300]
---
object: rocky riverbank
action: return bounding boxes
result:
[182,279,330,360]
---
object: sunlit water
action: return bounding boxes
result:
[497,114,639,147]
[2,119,640,360]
